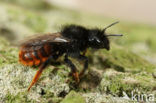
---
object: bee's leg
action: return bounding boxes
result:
[64,55,79,83]
[82,49,87,56]
[76,55,88,77]
[27,56,52,91]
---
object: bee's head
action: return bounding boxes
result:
[88,21,122,50]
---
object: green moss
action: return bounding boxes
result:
[6,5,47,32]
[0,37,18,65]
[4,92,34,103]
[0,2,47,32]
[0,0,52,10]
[0,64,70,102]
[99,69,156,97]
[90,44,155,73]
[61,91,85,103]
[108,46,154,72]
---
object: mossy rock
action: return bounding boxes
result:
[0,2,47,35]
[0,37,18,65]
[89,44,155,73]
[0,0,156,103]
[61,91,85,103]
[0,0,52,10]
[99,69,156,96]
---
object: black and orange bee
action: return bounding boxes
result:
[19,21,122,91]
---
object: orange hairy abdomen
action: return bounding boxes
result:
[19,44,52,66]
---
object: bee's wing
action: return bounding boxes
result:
[19,33,70,52]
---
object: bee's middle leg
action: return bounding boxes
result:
[76,55,88,77]
[64,55,79,83]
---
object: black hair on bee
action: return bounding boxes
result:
[61,24,89,40]
[61,21,122,50]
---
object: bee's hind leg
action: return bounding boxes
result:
[27,56,53,91]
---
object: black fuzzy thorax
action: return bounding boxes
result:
[61,25,89,52]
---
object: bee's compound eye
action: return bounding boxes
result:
[89,36,100,43]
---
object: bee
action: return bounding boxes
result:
[19,21,122,91]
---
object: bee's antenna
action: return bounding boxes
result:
[106,34,123,37]
[103,21,119,32]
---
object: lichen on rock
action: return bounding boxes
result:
[0,64,70,102]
